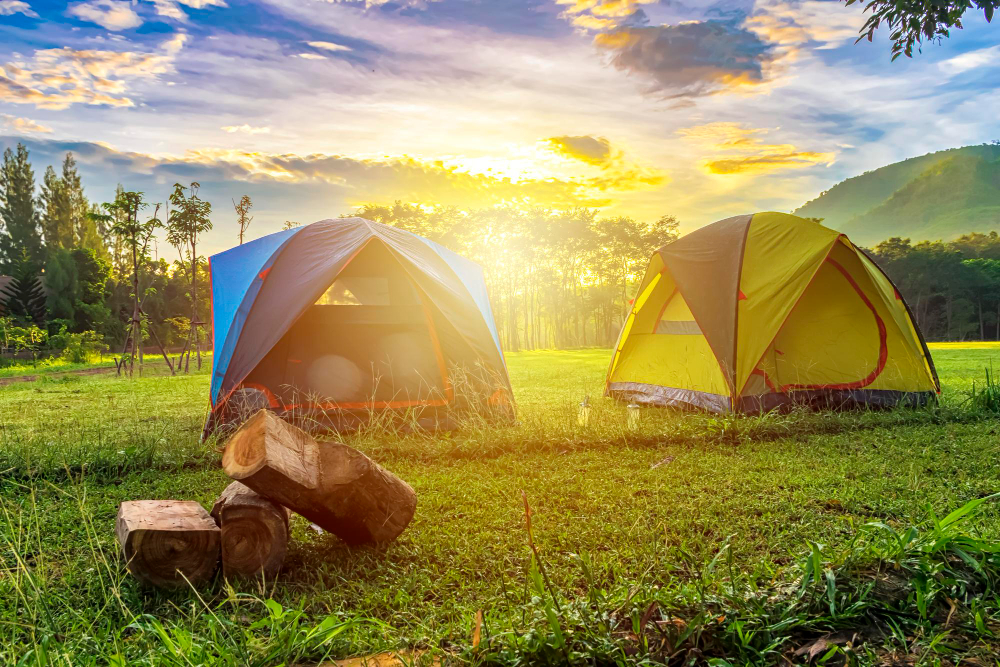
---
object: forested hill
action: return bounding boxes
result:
[794,144,1000,245]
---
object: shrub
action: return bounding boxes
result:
[49,324,107,363]
[0,315,48,353]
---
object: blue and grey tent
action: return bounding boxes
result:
[204,217,512,436]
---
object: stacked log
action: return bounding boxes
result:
[211,481,290,579]
[116,500,220,588]
[117,410,417,587]
[221,409,417,545]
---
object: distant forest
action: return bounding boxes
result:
[867,233,1000,342]
[1,142,999,366]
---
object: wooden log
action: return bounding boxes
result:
[221,409,417,545]
[211,481,290,579]
[116,500,220,588]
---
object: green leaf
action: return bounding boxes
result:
[824,568,837,617]
[940,493,1000,529]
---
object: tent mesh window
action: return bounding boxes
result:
[654,290,703,335]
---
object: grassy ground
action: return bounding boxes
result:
[2,344,1000,664]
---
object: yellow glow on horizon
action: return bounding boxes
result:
[678,122,835,176]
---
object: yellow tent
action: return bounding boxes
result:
[606,212,939,412]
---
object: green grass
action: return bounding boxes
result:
[3,346,1000,664]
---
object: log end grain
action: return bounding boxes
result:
[211,481,290,579]
[116,500,219,588]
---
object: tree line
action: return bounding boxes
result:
[2,140,999,372]
[869,232,1000,341]
[348,202,679,350]
[353,204,1000,348]
[0,143,240,374]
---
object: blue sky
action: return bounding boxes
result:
[0,0,998,254]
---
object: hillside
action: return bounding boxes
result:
[795,144,1000,245]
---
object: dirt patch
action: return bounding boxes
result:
[0,365,115,386]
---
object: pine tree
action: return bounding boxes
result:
[0,144,44,271]
[44,247,78,324]
[39,165,73,250]
[62,153,98,252]
[5,249,47,325]
[39,153,92,253]
[76,203,107,260]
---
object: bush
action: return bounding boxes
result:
[49,324,107,363]
[0,316,48,353]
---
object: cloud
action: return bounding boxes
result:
[557,0,655,32]
[67,0,143,30]
[0,114,52,133]
[297,53,327,60]
[148,0,227,21]
[745,0,866,52]
[594,19,778,97]
[546,135,613,165]
[679,122,835,175]
[567,14,618,30]
[0,136,666,239]
[576,0,651,18]
[0,0,37,17]
[307,41,352,52]
[939,45,1000,75]
[542,134,667,191]
[222,124,271,134]
[0,34,185,110]
[179,145,664,203]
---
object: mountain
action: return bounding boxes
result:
[794,144,1000,246]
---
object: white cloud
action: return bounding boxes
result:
[148,0,227,22]
[939,45,1000,75]
[0,114,52,133]
[67,0,143,30]
[0,0,38,17]
[221,124,271,134]
[0,34,187,109]
[306,41,352,52]
[297,53,327,60]
[747,0,866,51]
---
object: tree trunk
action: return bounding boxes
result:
[192,239,202,370]
[141,307,174,375]
[129,206,140,378]
[116,500,220,588]
[980,299,985,340]
[221,410,417,545]
[211,481,290,579]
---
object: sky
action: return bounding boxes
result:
[0,0,998,255]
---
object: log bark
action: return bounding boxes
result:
[116,500,220,587]
[221,409,417,545]
[211,481,290,579]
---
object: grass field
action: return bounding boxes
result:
[3,344,1000,665]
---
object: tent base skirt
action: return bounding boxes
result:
[737,389,937,413]
[606,382,731,412]
[607,382,936,414]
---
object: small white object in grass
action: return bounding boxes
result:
[309,523,325,535]
[578,395,590,427]
[305,355,364,402]
[627,402,641,430]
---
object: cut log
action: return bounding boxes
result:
[221,409,417,545]
[116,500,220,588]
[211,481,290,579]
